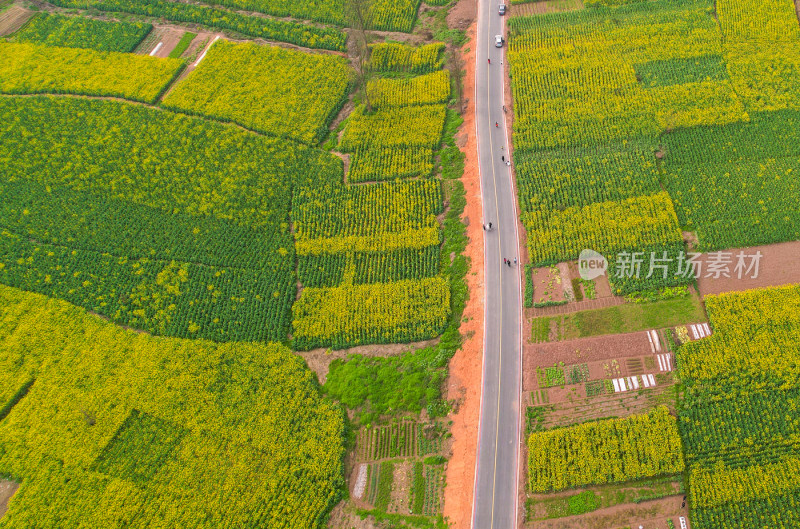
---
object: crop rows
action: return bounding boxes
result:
[297,246,440,287]
[291,276,450,350]
[0,42,182,103]
[348,146,434,182]
[357,419,419,460]
[0,285,345,528]
[339,104,447,151]
[163,41,350,144]
[47,0,347,51]
[423,465,443,515]
[677,285,800,529]
[514,143,662,215]
[527,406,684,492]
[522,191,683,266]
[12,13,152,52]
[662,110,800,250]
[0,96,311,342]
[367,70,451,107]
[370,42,444,73]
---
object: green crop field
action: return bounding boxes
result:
[11,13,152,52]
[0,286,345,528]
[508,0,800,281]
[678,285,800,528]
[163,41,350,144]
[0,42,182,103]
[0,0,469,524]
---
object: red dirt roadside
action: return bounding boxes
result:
[443,17,484,529]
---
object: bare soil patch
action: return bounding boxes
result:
[148,26,185,58]
[389,461,413,514]
[512,0,584,17]
[446,0,476,31]
[327,501,380,529]
[524,331,655,370]
[443,19,484,529]
[696,240,800,297]
[525,495,687,529]
[0,4,34,36]
[0,480,19,519]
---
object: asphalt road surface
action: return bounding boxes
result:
[470,0,523,527]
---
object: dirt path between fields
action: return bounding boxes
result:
[0,480,19,519]
[443,5,481,528]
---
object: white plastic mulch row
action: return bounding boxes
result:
[680,516,688,529]
[656,353,672,372]
[194,35,221,66]
[352,463,368,499]
[613,375,656,393]
[689,323,713,340]
[646,329,662,353]
[149,42,163,56]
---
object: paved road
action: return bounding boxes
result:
[470,0,523,527]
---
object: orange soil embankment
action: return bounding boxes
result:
[443,21,484,529]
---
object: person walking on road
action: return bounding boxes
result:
[488,222,493,230]
[501,155,505,162]
[513,257,517,265]
[488,58,491,64]
[503,258,507,265]
[495,122,499,127]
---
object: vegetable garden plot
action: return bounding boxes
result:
[46,0,347,51]
[527,405,684,492]
[677,284,800,529]
[11,13,152,52]
[163,41,350,144]
[0,285,345,529]
[0,42,182,103]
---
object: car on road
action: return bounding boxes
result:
[495,34,504,47]
[499,4,506,15]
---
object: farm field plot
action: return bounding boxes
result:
[661,110,800,250]
[509,0,800,270]
[370,42,445,74]
[291,41,455,350]
[0,95,315,342]
[0,285,345,528]
[0,41,182,103]
[163,40,350,144]
[677,284,800,529]
[10,13,152,52]
[527,406,684,493]
[45,0,347,50]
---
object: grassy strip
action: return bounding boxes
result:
[531,294,706,342]
[323,110,469,423]
[168,31,196,58]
